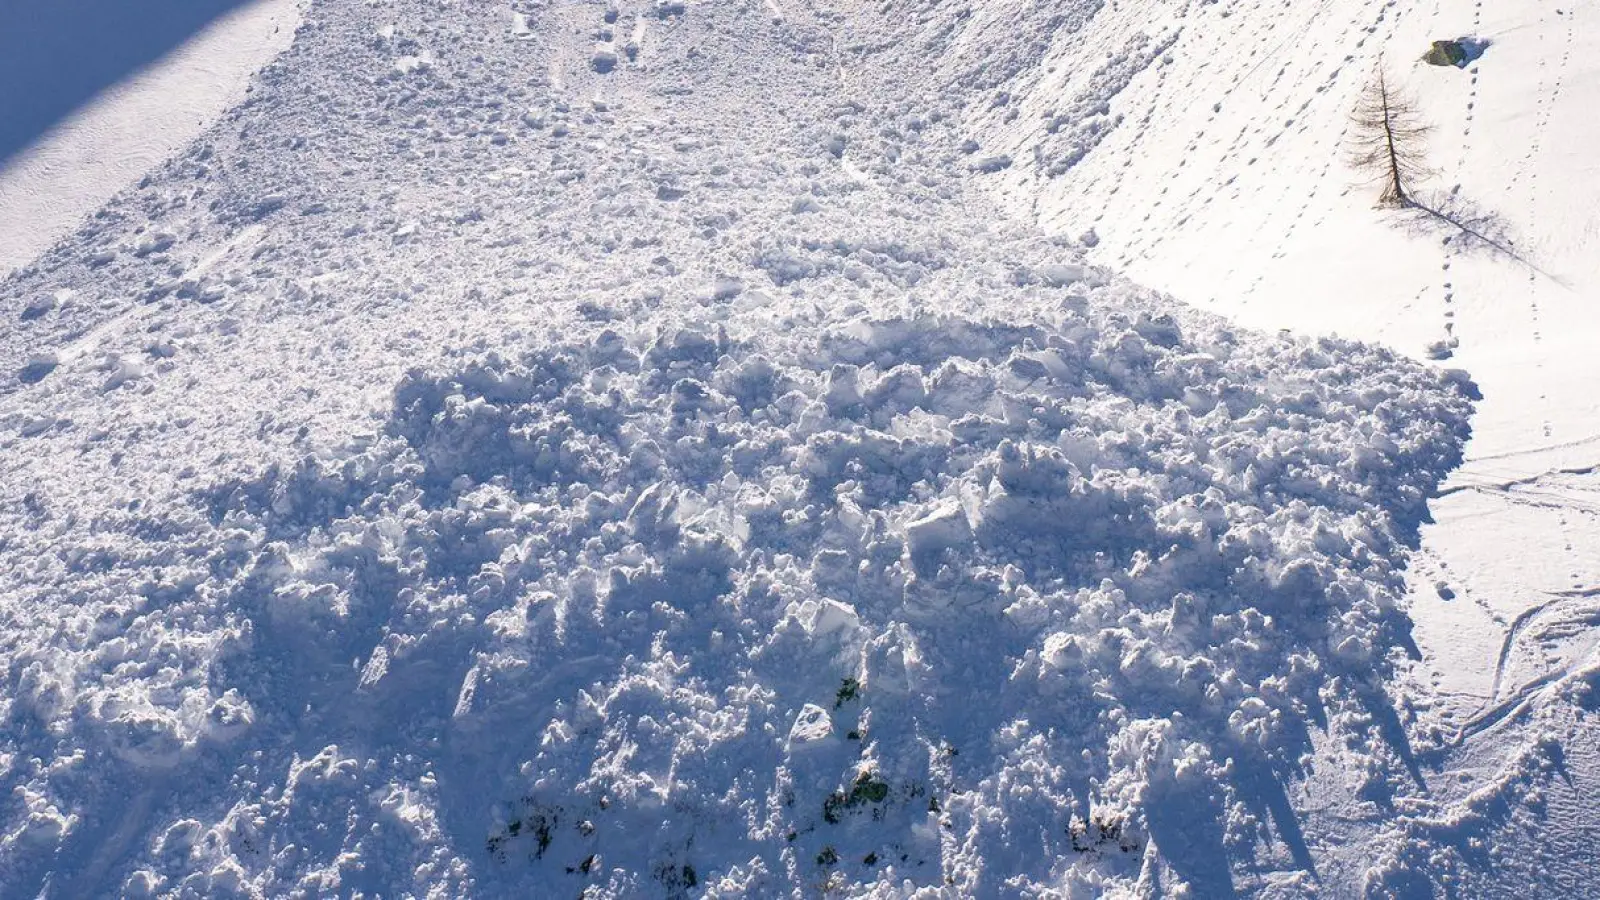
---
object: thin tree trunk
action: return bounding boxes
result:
[1380,73,1407,205]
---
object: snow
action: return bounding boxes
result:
[936,0,1600,891]
[0,0,1595,895]
[0,0,301,276]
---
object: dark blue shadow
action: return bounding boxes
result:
[1456,37,1491,66]
[1144,778,1237,898]
[0,0,253,166]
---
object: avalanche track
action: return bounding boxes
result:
[0,0,1590,897]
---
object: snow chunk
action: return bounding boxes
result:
[101,353,150,391]
[786,703,835,751]
[394,54,432,74]
[791,598,860,638]
[972,154,1013,173]
[20,350,59,384]
[905,500,972,558]
[1035,262,1086,286]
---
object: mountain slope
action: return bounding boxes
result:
[0,0,1592,896]
[894,0,1600,893]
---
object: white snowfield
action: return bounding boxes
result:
[0,1,1592,898]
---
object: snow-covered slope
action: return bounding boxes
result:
[0,0,1591,896]
[0,0,301,275]
[904,0,1600,893]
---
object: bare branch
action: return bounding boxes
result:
[1347,64,1434,206]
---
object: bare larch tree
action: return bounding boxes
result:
[1349,65,1433,206]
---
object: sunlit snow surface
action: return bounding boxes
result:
[0,0,1534,896]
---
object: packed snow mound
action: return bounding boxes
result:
[46,302,1459,896]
